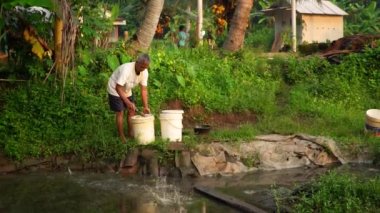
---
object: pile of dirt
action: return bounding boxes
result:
[320,34,380,59]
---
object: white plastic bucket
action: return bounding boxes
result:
[159,110,184,142]
[131,115,155,145]
[366,109,380,123]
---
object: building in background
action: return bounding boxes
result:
[109,18,127,42]
[263,0,347,52]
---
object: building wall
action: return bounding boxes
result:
[273,10,303,48]
[274,10,293,41]
[300,14,344,43]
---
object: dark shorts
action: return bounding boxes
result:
[108,94,134,112]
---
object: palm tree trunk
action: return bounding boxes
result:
[131,0,164,52]
[223,0,254,52]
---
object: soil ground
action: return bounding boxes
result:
[162,99,257,129]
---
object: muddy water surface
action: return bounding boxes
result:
[0,164,378,212]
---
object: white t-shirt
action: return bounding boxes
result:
[107,62,148,97]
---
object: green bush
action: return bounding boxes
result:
[148,46,280,114]
[294,172,380,212]
[285,47,380,109]
[0,82,123,160]
[244,27,274,51]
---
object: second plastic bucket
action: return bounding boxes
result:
[159,110,184,142]
[131,115,155,145]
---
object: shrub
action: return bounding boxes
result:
[293,172,380,212]
[244,27,274,51]
[0,81,123,160]
[149,46,280,114]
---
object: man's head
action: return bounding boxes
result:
[135,54,150,74]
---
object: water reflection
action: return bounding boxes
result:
[0,164,378,212]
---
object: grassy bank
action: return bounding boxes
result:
[289,171,380,212]
[0,42,379,161]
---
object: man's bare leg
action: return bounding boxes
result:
[116,111,126,172]
[116,111,126,143]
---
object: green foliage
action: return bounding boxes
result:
[149,45,280,114]
[0,0,55,79]
[283,55,329,85]
[142,139,174,165]
[285,48,380,108]
[332,0,380,35]
[2,0,53,8]
[210,124,258,143]
[253,47,380,148]
[241,152,260,167]
[0,81,123,161]
[293,172,380,212]
[74,2,114,49]
[244,27,274,51]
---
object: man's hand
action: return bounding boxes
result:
[127,101,136,112]
[143,107,150,115]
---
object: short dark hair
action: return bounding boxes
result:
[179,25,185,31]
[137,53,150,64]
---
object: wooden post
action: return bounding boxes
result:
[196,0,203,43]
[291,0,297,52]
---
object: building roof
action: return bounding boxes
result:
[263,0,348,16]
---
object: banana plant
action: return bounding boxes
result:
[1,0,49,53]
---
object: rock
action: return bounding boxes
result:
[192,134,345,174]
[148,156,159,177]
[175,150,192,168]
[178,167,199,177]
[119,163,139,176]
[167,167,182,178]
[141,149,156,159]
[167,142,187,151]
[191,153,220,176]
[123,148,140,167]
[255,134,295,142]
[54,156,70,169]
[221,162,247,174]
[0,153,17,173]
[191,148,248,176]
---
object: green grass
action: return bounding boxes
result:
[209,124,259,143]
[292,171,380,213]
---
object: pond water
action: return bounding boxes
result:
[0,164,378,213]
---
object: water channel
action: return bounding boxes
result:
[0,164,378,212]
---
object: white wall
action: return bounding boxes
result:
[300,15,344,43]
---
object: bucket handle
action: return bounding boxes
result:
[162,119,183,129]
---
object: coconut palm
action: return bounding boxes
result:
[131,0,164,53]
[222,0,254,51]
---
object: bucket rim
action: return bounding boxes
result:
[366,109,380,122]
[159,114,183,118]
[161,110,184,114]
[131,114,155,122]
